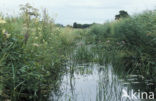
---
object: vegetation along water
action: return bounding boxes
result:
[0,3,156,101]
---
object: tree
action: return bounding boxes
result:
[115,15,120,20]
[56,24,64,27]
[73,22,77,28]
[73,22,93,29]
[115,10,129,20]
[66,25,72,28]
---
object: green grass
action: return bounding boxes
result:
[86,10,156,83]
[0,4,78,101]
[1,3,156,101]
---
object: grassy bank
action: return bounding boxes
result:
[0,4,80,101]
[0,3,156,101]
[85,10,156,84]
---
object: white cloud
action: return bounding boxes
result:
[0,0,156,25]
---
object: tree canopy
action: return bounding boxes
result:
[115,10,129,20]
[73,22,94,29]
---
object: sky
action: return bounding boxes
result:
[0,0,156,25]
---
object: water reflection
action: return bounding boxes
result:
[49,63,154,101]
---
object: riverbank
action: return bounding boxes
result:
[0,4,156,101]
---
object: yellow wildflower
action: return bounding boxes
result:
[2,29,11,38]
[6,34,11,38]
[35,18,39,23]
[0,17,6,24]
[35,37,38,39]
[2,29,6,34]
[33,43,39,47]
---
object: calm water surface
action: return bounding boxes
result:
[49,62,154,101]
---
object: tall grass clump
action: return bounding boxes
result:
[0,3,77,101]
[87,10,156,83]
[111,11,156,79]
[74,44,94,62]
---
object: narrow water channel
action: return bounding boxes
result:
[49,61,155,101]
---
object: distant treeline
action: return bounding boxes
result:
[56,23,95,28]
[72,22,95,29]
[56,10,129,29]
